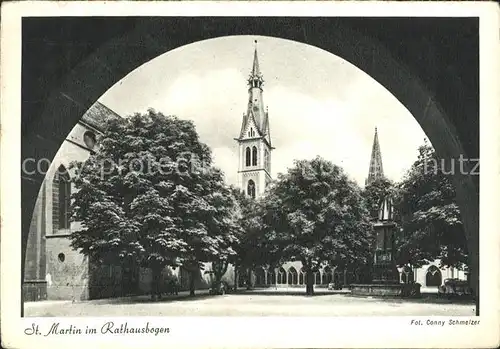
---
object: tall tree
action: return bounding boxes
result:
[230,187,280,289]
[262,157,373,295]
[70,109,239,297]
[395,142,468,270]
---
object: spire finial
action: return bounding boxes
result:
[251,40,260,76]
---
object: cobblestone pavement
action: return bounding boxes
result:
[25,292,476,317]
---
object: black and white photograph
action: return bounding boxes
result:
[1,2,499,348]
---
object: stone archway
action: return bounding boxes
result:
[21,17,479,313]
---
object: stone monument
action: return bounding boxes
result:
[351,195,420,297]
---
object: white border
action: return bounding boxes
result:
[1,2,499,348]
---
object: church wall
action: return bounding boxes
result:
[401,260,468,293]
[46,236,89,300]
[24,121,98,301]
[23,189,48,301]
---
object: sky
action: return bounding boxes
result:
[99,35,428,187]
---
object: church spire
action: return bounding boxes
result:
[236,41,274,199]
[251,40,261,77]
[237,40,271,144]
[365,127,385,185]
[248,40,264,90]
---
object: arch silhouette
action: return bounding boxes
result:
[299,267,306,285]
[21,17,479,314]
[401,266,414,284]
[267,269,275,285]
[287,266,298,285]
[314,271,321,285]
[277,267,286,284]
[425,265,442,287]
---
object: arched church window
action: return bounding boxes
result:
[277,267,286,284]
[252,146,258,166]
[267,269,275,285]
[83,131,96,150]
[245,147,251,167]
[247,180,256,199]
[425,265,442,287]
[299,268,305,285]
[287,267,298,285]
[53,165,71,230]
[264,149,270,171]
[401,266,414,284]
[314,271,321,285]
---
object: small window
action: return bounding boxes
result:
[245,147,251,167]
[252,146,258,166]
[83,131,96,150]
[53,165,71,230]
[58,253,65,262]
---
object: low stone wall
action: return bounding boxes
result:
[23,280,47,302]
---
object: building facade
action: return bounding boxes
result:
[23,102,115,301]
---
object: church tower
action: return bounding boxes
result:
[365,127,385,185]
[235,41,274,199]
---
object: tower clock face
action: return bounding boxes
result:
[253,105,259,112]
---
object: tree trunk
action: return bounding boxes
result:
[151,266,162,300]
[234,264,238,291]
[305,269,314,296]
[189,270,196,297]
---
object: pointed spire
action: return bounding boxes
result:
[252,40,260,76]
[248,40,264,89]
[366,127,384,186]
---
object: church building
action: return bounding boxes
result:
[23,102,117,301]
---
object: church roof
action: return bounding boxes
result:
[365,127,384,185]
[80,101,121,131]
[251,43,261,77]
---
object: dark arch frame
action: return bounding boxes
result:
[21,17,479,315]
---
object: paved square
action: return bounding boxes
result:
[25,293,476,317]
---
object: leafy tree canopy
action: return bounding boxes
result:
[395,141,468,269]
[262,156,373,272]
[70,109,240,272]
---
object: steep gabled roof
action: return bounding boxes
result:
[81,101,122,132]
